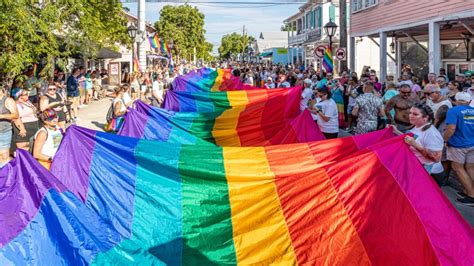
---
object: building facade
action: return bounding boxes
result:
[284,1,342,71]
[350,0,474,81]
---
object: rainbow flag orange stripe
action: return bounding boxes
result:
[24,126,470,264]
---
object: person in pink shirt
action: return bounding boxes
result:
[11,88,39,151]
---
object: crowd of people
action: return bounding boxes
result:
[229,63,473,206]
[0,62,473,206]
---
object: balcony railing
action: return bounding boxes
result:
[307,27,322,41]
[289,34,306,45]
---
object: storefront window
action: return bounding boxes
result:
[442,43,468,60]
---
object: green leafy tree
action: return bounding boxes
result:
[218,33,255,60]
[0,0,128,81]
[154,5,211,61]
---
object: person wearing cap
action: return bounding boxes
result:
[11,88,39,151]
[33,109,63,170]
[309,86,339,139]
[443,92,474,206]
[300,79,313,112]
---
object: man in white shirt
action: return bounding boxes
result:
[425,85,452,115]
[300,79,313,111]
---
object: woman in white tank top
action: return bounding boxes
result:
[33,109,63,170]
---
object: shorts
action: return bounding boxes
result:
[447,146,474,164]
[13,120,39,143]
[68,96,80,109]
[57,110,66,122]
[0,129,12,151]
[79,87,85,97]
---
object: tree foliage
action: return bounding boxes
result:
[154,5,212,61]
[0,0,128,81]
[218,33,255,60]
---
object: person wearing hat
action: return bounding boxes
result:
[264,77,275,89]
[309,86,339,139]
[11,88,39,151]
[300,79,313,112]
[295,73,304,87]
[443,92,474,206]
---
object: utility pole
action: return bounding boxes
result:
[242,25,246,62]
[339,0,348,72]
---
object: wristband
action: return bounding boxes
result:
[48,157,53,162]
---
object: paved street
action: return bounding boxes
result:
[74,98,111,132]
[76,99,474,226]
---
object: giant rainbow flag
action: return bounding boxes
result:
[22,126,467,264]
[172,68,255,92]
[119,101,324,145]
[163,87,301,113]
[0,150,123,264]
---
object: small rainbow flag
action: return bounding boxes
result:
[322,45,333,74]
[160,38,167,55]
[149,35,158,49]
[133,46,140,72]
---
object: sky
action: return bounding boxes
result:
[123,1,301,54]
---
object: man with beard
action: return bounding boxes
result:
[385,84,420,132]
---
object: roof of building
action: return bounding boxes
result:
[256,32,288,53]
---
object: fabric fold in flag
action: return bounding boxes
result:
[172,68,255,92]
[0,150,123,265]
[163,87,302,115]
[119,101,325,145]
[45,125,473,265]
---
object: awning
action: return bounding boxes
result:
[259,51,273,57]
[96,47,122,59]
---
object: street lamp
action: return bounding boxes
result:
[128,24,138,73]
[324,19,338,73]
[127,25,137,39]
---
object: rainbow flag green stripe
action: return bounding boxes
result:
[45,126,474,265]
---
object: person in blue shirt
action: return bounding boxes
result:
[66,68,80,122]
[444,92,474,206]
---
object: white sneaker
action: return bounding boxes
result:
[74,117,81,121]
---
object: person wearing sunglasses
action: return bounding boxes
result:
[33,109,63,170]
[40,85,66,131]
[385,83,420,132]
[11,88,39,151]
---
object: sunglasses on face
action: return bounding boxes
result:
[424,92,432,95]
[400,91,411,94]
[45,116,58,121]
[48,87,57,91]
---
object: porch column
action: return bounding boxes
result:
[379,32,387,82]
[428,21,441,75]
[287,29,290,65]
[349,36,356,73]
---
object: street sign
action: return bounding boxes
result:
[336,48,346,61]
[314,45,326,58]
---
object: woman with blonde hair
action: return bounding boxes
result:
[33,109,63,170]
[11,88,39,151]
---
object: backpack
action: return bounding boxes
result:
[106,103,114,123]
